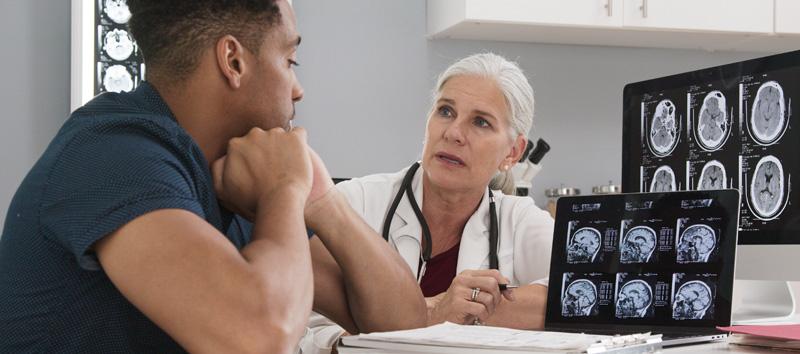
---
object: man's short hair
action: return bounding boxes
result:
[127,0,281,82]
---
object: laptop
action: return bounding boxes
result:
[544,189,740,347]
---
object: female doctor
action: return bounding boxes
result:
[300,53,554,353]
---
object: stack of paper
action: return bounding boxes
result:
[718,324,800,352]
[338,322,662,354]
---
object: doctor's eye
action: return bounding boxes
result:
[288,59,300,68]
[473,116,491,128]
[437,105,454,118]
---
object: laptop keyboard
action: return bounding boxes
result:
[551,328,722,341]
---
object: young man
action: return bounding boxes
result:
[0,1,425,352]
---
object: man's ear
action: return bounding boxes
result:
[215,35,248,89]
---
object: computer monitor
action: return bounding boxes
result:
[621,49,800,323]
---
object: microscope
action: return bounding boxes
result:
[512,138,550,197]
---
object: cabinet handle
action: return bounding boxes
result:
[639,0,648,18]
[604,0,612,17]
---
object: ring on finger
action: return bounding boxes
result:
[470,287,480,302]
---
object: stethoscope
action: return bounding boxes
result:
[381,162,500,282]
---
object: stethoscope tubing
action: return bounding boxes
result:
[381,162,500,280]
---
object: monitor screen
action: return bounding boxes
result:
[544,190,739,331]
[622,50,800,245]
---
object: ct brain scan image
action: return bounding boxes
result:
[562,279,598,317]
[749,155,785,219]
[103,29,135,61]
[697,91,728,150]
[616,280,653,318]
[567,227,602,263]
[102,65,134,93]
[649,99,679,156]
[677,224,716,263]
[620,226,657,263]
[104,0,132,24]
[751,81,786,144]
[650,165,677,192]
[698,160,726,190]
[673,281,713,320]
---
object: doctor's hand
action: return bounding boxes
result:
[426,269,515,326]
[303,147,336,223]
[212,127,313,221]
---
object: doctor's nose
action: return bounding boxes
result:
[443,120,466,145]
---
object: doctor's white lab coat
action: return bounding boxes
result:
[298,165,555,354]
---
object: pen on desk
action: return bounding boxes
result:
[498,284,518,291]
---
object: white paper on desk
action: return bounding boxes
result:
[349,322,610,351]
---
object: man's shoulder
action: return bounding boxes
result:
[68,92,183,138]
[56,93,202,168]
[37,91,208,204]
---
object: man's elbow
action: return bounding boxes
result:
[233,279,310,353]
[358,301,428,333]
[219,324,295,354]
[226,306,306,354]
[391,308,428,331]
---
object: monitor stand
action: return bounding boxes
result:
[732,280,797,324]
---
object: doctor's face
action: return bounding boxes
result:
[421,74,522,193]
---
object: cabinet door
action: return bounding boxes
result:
[464,0,624,28]
[622,0,773,33]
[775,0,800,34]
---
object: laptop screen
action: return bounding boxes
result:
[544,190,740,332]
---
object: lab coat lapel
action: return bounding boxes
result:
[456,188,492,273]
[388,165,425,278]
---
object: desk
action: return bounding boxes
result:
[338,341,780,353]
[666,311,800,353]
[666,341,775,353]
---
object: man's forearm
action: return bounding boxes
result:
[241,191,314,351]
[484,284,547,329]
[306,192,427,332]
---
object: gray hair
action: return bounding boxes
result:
[432,52,535,195]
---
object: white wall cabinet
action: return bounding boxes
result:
[428,0,800,52]
[461,0,623,29]
[622,0,773,34]
[775,0,800,35]
[427,0,625,45]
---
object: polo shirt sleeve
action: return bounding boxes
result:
[39,123,206,271]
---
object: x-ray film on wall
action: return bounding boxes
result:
[72,0,144,110]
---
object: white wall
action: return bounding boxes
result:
[292,0,763,207]
[0,0,70,230]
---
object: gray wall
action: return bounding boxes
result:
[0,0,70,230]
[292,0,761,207]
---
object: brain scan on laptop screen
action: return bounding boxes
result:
[546,190,738,330]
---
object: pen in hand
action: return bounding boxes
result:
[498,284,518,291]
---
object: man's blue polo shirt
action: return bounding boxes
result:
[0,82,253,352]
